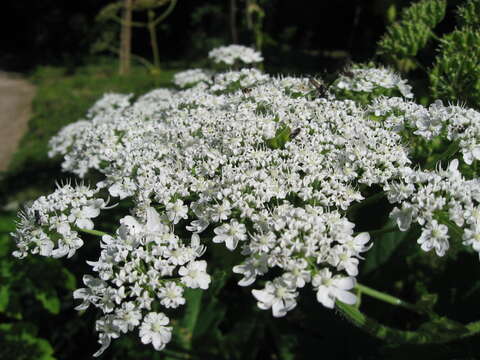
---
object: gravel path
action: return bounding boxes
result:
[0,72,35,172]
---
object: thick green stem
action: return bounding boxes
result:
[356,283,420,313]
[76,227,110,237]
[336,302,480,344]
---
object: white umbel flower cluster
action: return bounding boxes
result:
[333,67,413,98]
[12,182,108,259]
[369,97,480,164]
[211,68,269,93]
[173,68,213,89]
[246,204,370,317]
[387,159,480,256]
[208,44,263,65]
[46,67,409,324]
[14,58,480,355]
[73,206,208,356]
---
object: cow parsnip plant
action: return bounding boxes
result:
[11,45,480,356]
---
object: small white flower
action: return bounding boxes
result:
[329,246,359,276]
[417,220,449,256]
[390,205,414,231]
[312,268,357,309]
[284,259,311,288]
[157,282,186,308]
[233,255,268,286]
[252,277,298,317]
[179,260,211,289]
[166,200,188,224]
[113,301,142,333]
[462,143,480,165]
[213,219,247,250]
[93,315,121,357]
[139,312,172,351]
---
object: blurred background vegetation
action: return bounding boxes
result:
[1,0,480,359]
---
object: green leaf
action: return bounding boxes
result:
[35,290,60,315]
[0,234,11,257]
[61,268,76,290]
[266,126,292,150]
[0,323,56,360]
[0,285,10,312]
[456,0,480,27]
[0,214,16,233]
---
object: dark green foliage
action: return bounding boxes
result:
[0,323,55,360]
[400,0,447,28]
[378,0,446,65]
[377,0,480,108]
[429,28,480,108]
[456,0,480,27]
[0,212,75,360]
[379,21,433,59]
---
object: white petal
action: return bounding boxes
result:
[82,206,100,218]
[252,289,274,305]
[333,276,355,290]
[272,300,287,317]
[146,207,162,232]
[76,218,94,230]
[317,289,335,309]
[354,232,370,245]
[334,289,357,305]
